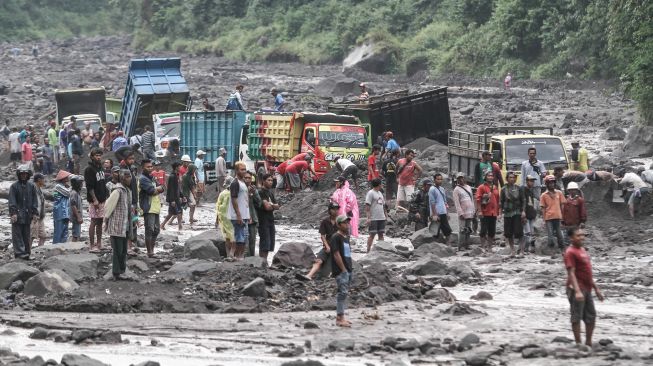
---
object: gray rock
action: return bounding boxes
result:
[387,358,412,366]
[24,270,79,297]
[382,336,399,348]
[327,339,355,351]
[406,55,429,77]
[60,353,110,366]
[424,288,456,302]
[127,259,149,272]
[598,338,613,346]
[71,329,95,343]
[404,255,448,276]
[0,346,15,356]
[440,275,458,287]
[601,126,626,141]
[41,254,99,281]
[459,333,480,350]
[278,346,304,357]
[162,259,219,280]
[522,347,548,358]
[408,228,437,248]
[315,75,360,97]
[8,280,24,292]
[184,238,221,261]
[372,240,397,253]
[623,125,653,158]
[0,262,40,289]
[552,336,574,344]
[448,262,476,280]
[98,331,121,343]
[459,106,475,115]
[272,242,315,268]
[342,41,394,74]
[412,243,455,258]
[280,360,325,366]
[29,327,49,339]
[470,291,493,301]
[395,338,420,351]
[465,354,488,366]
[236,256,267,268]
[359,249,408,265]
[185,230,226,257]
[31,242,87,258]
[133,362,161,366]
[303,321,319,329]
[242,277,267,298]
[102,268,138,281]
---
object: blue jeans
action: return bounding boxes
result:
[53,219,69,244]
[231,220,249,244]
[336,271,352,315]
[72,221,81,238]
[546,219,565,250]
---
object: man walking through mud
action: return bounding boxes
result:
[229,162,250,259]
[84,148,109,252]
[139,159,165,258]
[408,179,432,231]
[564,227,604,346]
[331,215,353,327]
[365,178,387,253]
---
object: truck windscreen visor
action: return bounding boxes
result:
[319,130,367,148]
[505,138,567,165]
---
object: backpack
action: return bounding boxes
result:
[385,160,396,175]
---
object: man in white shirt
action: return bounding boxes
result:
[333,156,359,190]
[8,128,22,168]
[215,147,228,191]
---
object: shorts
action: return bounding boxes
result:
[342,165,359,182]
[503,215,524,239]
[72,221,81,237]
[231,220,249,244]
[168,201,182,215]
[479,216,497,238]
[187,193,196,207]
[10,152,21,162]
[316,248,330,263]
[197,181,205,192]
[368,220,386,234]
[258,223,276,252]
[88,202,105,219]
[397,184,415,202]
[144,213,160,240]
[286,172,301,189]
[30,218,46,240]
[275,172,285,189]
[567,288,596,324]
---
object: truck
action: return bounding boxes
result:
[179,111,249,183]
[153,112,181,158]
[328,87,451,146]
[119,58,191,137]
[55,88,107,129]
[105,97,123,123]
[246,112,370,177]
[448,127,572,186]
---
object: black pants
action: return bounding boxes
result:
[438,214,453,236]
[111,236,128,275]
[247,223,258,257]
[12,223,31,258]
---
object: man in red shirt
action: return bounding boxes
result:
[285,158,316,193]
[564,227,604,346]
[275,160,291,192]
[475,171,500,253]
[562,181,587,231]
[367,145,381,182]
[396,149,422,209]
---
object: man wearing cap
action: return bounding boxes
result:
[331,214,354,327]
[474,151,504,187]
[333,156,359,190]
[570,142,589,172]
[358,83,370,101]
[452,173,476,250]
[9,165,38,259]
[194,150,206,203]
[30,173,47,248]
[304,202,340,280]
[429,173,452,242]
[84,148,110,252]
[523,174,539,252]
[179,154,192,178]
[271,88,285,111]
[409,178,432,231]
[215,147,228,192]
[106,166,121,193]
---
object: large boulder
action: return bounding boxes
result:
[405,55,429,77]
[272,242,315,268]
[601,126,626,141]
[412,243,455,258]
[242,277,267,298]
[623,125,653,157]
[60,354,110,366]
[41,254,99,281]
[31,242,88,258]
[315,75,361,97]
[404,255,448,276]
[0,262,40,289]
[184,240,221,261]
[343,42,395,74]
[359,250,408,266]
[185,230,226,257]
[447,262,476,281]
[24,270,79,297]
[409,227,437,248]
[162,259,219,280]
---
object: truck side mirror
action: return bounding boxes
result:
[492,149,502,162]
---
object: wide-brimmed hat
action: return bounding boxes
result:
[55,170,72,182]
[181,155,192,162]
[196,150,206,156]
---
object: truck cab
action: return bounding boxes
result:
[449,127,571,186]
[153,112,181,158]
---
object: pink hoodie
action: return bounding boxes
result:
[330,180,359,237]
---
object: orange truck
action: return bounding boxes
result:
[244,112,371,177]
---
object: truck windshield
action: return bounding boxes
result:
[160,122,180,138]
[505,138,567,164]
[318,126,367,148]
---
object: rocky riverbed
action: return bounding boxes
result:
[0,36,652,365]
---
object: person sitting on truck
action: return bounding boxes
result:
[202,98,216,111]
[286,157,317,193]
[570,142,589,172]
[396,149,422,209]
[112,131,129,152]
[358,83,370,102]
[141,126,156,160]
[226,84,245,111]
[382,150,400,203]
[333,156,360,190]
[521,147,547,193]
[271,88,285,112]
[367,145,381,182]
[408,179,432,231]
[474,151,504,187]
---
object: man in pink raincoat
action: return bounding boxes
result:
[331,176,359,237]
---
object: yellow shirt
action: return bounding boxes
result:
[577,148,589,172]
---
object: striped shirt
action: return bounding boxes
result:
[141,131,155,150]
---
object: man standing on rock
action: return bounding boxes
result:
[396,149,422,209]
[365,178,387,253]
[521,147,547,193]
[9,165,38,259]
[139,159,165,258]
[409,178,432,231]
[104,169,133,280]
[476,171,500,254]
[429,173,452,243]
[331,215,354,327]
[500,171,526,257]
[564,227,604,346]
[452,173,475,250]
[84,148,109,252]
[256,173,279,260]
[215,147,228,192]
[229,162,251,260]
[541,175,566,253]
[304,202,339,280]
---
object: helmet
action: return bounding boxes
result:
[196,150,206,156]
[567,182,580,190]
[181,155,192,163]
[544,175,556,183]
[16,164,33,178]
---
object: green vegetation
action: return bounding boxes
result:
[1,0,651,124]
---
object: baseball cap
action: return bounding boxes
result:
[336,215,351,224]
[111,166,121,172]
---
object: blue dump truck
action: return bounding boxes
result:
[119,58,191,137]
[179,111,249,183]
